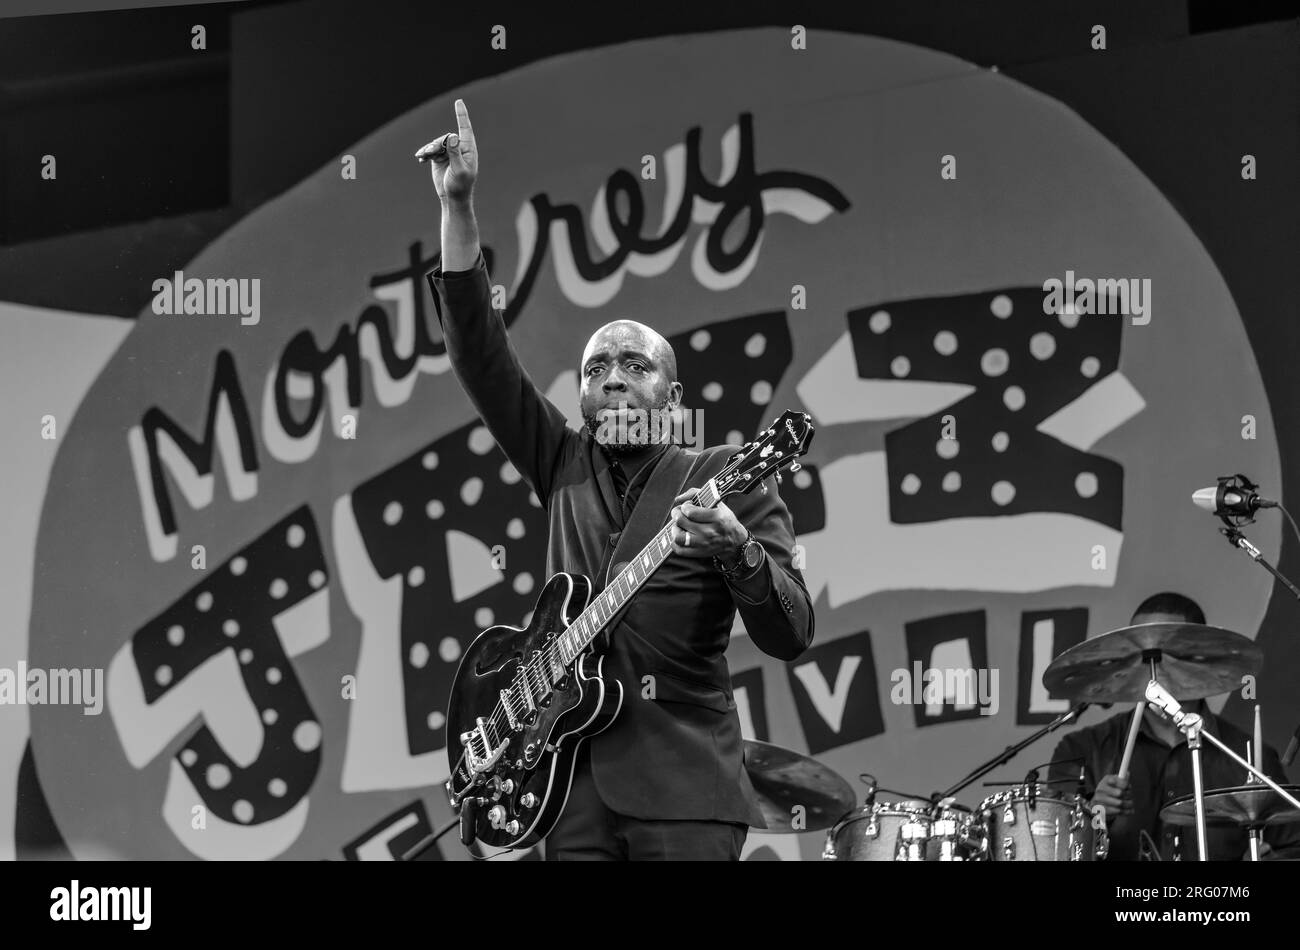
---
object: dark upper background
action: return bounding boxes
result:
[1,0,1298,760]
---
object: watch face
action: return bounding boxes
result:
[743,540,762,568]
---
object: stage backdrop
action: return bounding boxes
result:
[6,28,1286,860]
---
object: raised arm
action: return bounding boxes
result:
[417,98,482,271]
[418,100,576,502]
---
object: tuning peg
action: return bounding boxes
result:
[775,471,783,485]
[790,462,801,473]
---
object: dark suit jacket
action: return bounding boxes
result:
[428,252,815,824]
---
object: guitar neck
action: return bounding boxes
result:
[557,478,721,665]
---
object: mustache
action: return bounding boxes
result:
[582,395,675,454]
[582,397,670,424]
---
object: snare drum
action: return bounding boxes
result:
[977,784,1105,861]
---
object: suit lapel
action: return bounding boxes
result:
[604,443,692,587]
[589,444,701,648]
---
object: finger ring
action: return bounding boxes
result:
[682,530,690,547]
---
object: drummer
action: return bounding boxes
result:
[1047,592,1300,860]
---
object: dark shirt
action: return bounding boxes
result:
[1049,708,1300,860]
[606,447,661,517]
[427,250,814,823]
[610,457,629,503]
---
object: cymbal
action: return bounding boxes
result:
[1042,622,1262,704]
[742,739,856,833]
[1160,785,1300,828]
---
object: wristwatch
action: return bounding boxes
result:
[715,530,763,578]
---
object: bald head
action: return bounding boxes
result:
[581,320,677,382]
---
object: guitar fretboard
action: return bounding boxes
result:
[550,478,721,675]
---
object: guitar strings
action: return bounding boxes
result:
[463,484,718,760]
[477,512,691,747]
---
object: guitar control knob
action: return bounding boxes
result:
[487,805,506,828]
[505,820,521,836]
[500,779,515,795]
[520,793,538,808]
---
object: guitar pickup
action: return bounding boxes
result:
[500,689,520,730]
[515,669,537,714]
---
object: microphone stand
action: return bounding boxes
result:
[932,703,1090,805]
[1219,525,1300,603]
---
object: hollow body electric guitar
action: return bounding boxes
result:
[443,410,814,851]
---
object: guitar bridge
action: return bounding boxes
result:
[461,717,509,776]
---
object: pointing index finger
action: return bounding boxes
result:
[454,99,475,146]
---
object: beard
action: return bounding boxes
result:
[583,392,674,458]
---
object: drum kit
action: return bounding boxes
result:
[742,619,1300,861]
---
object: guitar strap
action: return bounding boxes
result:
[592,444,701,648]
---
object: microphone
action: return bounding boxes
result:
[1192,479,1277,518]
[1283,722,1300,768]
[415,133,459,163]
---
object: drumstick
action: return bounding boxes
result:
[1118,701,1145,780]
[1254,704,1264,773]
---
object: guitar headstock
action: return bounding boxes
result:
[714,410,815,499]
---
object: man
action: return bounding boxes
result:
[1048,592,1300,860]
[416,100,814,860]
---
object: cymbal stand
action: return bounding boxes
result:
[1144,673,1300,861]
